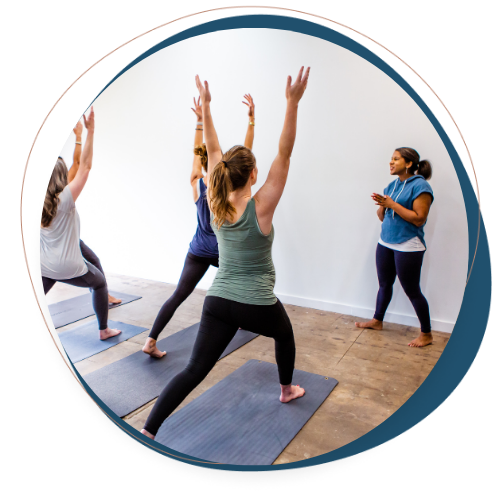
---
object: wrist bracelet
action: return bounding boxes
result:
[196,128,203,131]
[75,141,82,145]
[249,122,255,126]
[196,121,203,126]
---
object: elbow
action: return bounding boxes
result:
[414,218,427,227]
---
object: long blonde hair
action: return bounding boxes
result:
[41,158,68,228]
[209,145,256,229]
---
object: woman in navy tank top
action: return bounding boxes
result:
[142,94,256,357]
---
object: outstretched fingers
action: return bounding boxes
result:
[294,66,304,85]
[302,66,310,87]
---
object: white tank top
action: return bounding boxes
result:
[40,185,88,279]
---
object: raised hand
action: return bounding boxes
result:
[242,94,255,119]
[191,96,202,120]
[73,121,83,138]
[83,106,95,133]
[195,75,211,105]
[285,66,310,104]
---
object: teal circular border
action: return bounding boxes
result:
[70,14,491,470]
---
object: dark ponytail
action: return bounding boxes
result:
[396,147,432,180]
[416,160,432,180]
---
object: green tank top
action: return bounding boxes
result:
[207,198,277,305]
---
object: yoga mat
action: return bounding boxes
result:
[59,320,148,363]
[83,323,258,417]
[49,291,142,329]
[155,359,338,466]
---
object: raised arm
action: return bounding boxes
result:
[254,67,310,231]
[68,107,94,202]
[243,94,255,150]
[190,96,204,201]
[195,75,222,185]
[67,121,83,182]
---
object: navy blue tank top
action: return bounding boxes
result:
[189,178,219,258]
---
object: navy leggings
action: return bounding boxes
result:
[42,240,109,330]
[149,252,219,340]
[144,296,296,435]
[374,243,431,333]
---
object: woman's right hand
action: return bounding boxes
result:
[83,106,95,133]
[285,66,310,104]
[191,96,202,120]
[195,75,211,105]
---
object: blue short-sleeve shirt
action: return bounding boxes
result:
[380,174,434,247]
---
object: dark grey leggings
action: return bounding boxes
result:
[149,252,219,340]
[42,241,109,330]
[144,296,296,435]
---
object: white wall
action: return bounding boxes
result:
[59,28,468,333]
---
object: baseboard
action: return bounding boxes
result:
[275,293,454,334]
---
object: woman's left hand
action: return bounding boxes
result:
[372,193,395,209]
[243,94,255,119]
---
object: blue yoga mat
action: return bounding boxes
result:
[49,290,142,329]
[155,359,338,465]
[59,319,147,363]
[83,323,258,417]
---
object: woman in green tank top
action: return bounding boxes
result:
[142,68,311,440]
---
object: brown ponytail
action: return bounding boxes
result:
[41,158,68,228]
[396,147,433,180]
[194,143,208,171]
[209,145,256,229]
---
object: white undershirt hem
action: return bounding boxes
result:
[378,236,426,252]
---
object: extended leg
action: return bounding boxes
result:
[144,253,216,358]
[234,299,304,403]
[60,263,121,340]
[143,297,237,437]
[80,240,121,305]
[356,244,397,330]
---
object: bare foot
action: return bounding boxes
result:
[355,318,383,330]
[100,327,121,340]
[408,332,433,347]
[142,338,167,358]
[141,429,155,440]
[108,294,122,305]
[280,384,306,403]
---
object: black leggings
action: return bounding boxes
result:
[149,252,219,340]
[42,240,109,330]
[374,243,431,333]
[144,296,296,435]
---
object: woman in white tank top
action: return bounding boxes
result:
[40,108,121,341]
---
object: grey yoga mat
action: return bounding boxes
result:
[59,320,147,363]
[49,291,142,329]
[83,323,258,417]
[155,359,338,465]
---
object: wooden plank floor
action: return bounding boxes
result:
[47,272,450,465]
